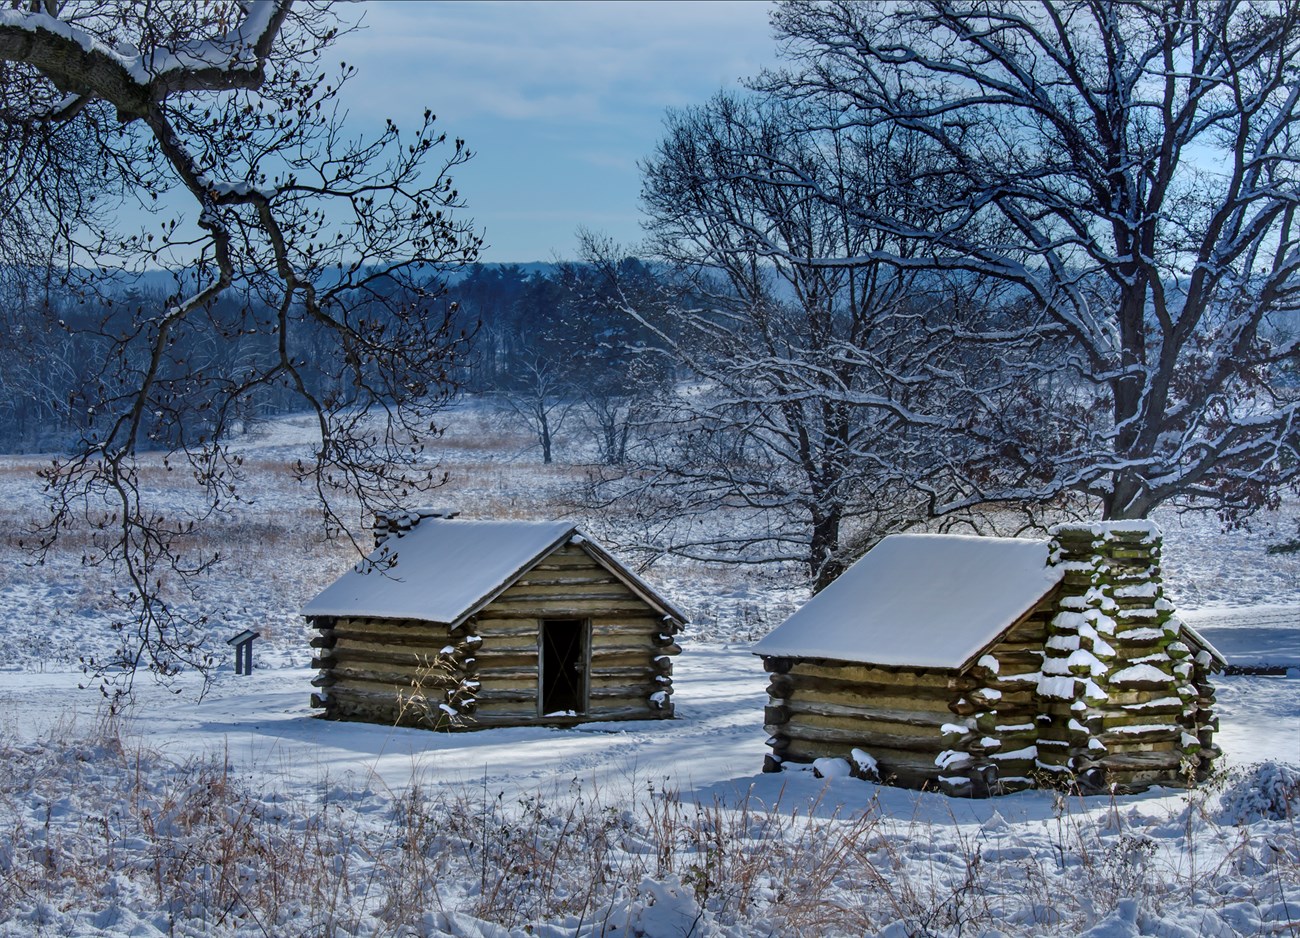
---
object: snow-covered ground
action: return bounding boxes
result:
[0,402,1297,936]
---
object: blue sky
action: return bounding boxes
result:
[332,1,778,262]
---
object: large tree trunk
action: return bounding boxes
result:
[1102,472,1156,521]
[539,411,553,464]
[809,507,844,593]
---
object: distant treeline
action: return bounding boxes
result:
[0,261,667,455]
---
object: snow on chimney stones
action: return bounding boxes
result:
[1040,521,1219,792]
[373,507,461,548]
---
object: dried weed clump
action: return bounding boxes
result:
[2,718,1297,936]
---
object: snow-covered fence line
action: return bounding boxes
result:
[1,716,1296,937]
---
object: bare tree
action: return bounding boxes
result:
[769,0,1300,521]
[548,250,672,467]
[501,354,575,465]
[601,94,976,589]
[0,1,480,691]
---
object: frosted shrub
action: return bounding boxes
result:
[1217,762,1300,824]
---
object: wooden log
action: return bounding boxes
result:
[324,686,450,718]
[1098,726,1182,746]
[985,648,1047,666]
[474,605,661,620]
[483,598,659,616]
[788,698,953,729]
[784,681,953,714]
[590,650,659,670]
[587,665,657,680]
[592,700,662,717]
[470,700,540,718]
[473,688,537,704]
[329,666,458,691]
[950,698,979,717]
[512,573,622,588]
[335,614,451,631]
[474,636,540,655]
[778,740,941,785]
[472,705,660,727]
[309,634,336,649]
[782,674,958,705]
[589,682,661,699]
[473,654,539,673]
[333,645,456,669]
[331,624,450,646]
[589,634,668,653]
[530,551,606,569]
[1102,707,1184,727]
[456,620,538,637]
[782,716,945,753]
[789,660,966,690]
[979,687,1038,708]
[473,671,538,687]
[1005,618,1052,641]
[592,617,668,633]
[494,582,639,603]
[1098,749,1187,772]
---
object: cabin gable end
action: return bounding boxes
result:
[306,518,683,731]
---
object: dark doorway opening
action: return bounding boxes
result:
[540,619,587,716]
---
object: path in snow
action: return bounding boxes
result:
[2,643,1295,823]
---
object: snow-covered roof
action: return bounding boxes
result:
[302,519,685,626]
[753,533,1063,670]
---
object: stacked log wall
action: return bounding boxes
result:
[1033,529,1118,789]
[309,542,680,730]
[763,602,1056,795]
[761,657,967,789]
[308,615,468,728]
[471,543,678,725]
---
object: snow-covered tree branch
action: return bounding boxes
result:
[601,94,988,588]
[767,0,1300,521]
[0,1,481,692]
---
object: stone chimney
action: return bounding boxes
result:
[1040,521,1211,791]
[373,507,461,548]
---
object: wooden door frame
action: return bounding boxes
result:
[536,617,591,718]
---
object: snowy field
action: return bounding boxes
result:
[0,400,1297,936]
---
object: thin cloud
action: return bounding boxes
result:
[330,1,777,260]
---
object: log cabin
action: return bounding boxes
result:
[303,510,685,730]
[754,522,1224,796]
